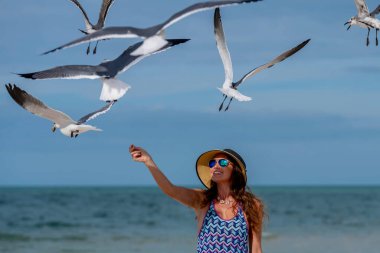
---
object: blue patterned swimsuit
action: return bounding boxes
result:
[197,200,249,253]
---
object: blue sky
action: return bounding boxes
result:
[1,0,380,186]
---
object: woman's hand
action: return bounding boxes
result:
[129,144,153,165]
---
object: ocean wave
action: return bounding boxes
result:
[33,221,79,228]
[112,235,132,241]
[0,232,30,242]
[34,235,88,242]
[262,232,278,240]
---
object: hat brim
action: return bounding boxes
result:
[196,149,247,189]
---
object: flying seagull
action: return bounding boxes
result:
[42,0,261,56]
[20,39,189,102]
[344,0,380,46]
[214,8,310,111]
[69,0,115,54]
[5,84,114,138]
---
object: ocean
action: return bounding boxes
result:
[0,186,379,253]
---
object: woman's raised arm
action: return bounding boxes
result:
[129,144,204,209]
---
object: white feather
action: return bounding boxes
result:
[217,87,252,102]
[60,124,101,137]
[100,78,131,101]
[131,35,168,56]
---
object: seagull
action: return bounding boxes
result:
[5,84,114,138]
[42,0,261,56]
[344,0,380,46]
[214,8,310,111]
[19,39,189,102]
[69,0,115,54]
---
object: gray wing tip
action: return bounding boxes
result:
[280,38,311,60]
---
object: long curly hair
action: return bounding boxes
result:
[201,156,265,237]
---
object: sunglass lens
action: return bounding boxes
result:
[219,159,228,167]
[208,160,216,168]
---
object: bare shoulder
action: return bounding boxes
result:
[191,188,207,210]
[192,188,207,207]
[169,186,205,209]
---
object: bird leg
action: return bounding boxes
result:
[224,97,233,111]
[93,41,99,54]
[367,28,370,46]
[86,42,91,55]
[70,131,74,138]
[376,29,379,46]
[219,95,227,111]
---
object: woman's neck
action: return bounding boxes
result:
[216,182,232,200]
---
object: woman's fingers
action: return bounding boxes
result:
[130,151,142,158]
[129,144,140,152]
[130,146,145,161]
[129,144,151,163]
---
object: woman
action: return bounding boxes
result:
[129,144,264,253]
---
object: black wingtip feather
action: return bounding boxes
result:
[41,48,57,56]
[301,39,311,47]
[4,83,26,108]
[18,73,36,80]
[295,38,311,52]
[166,39,190,46]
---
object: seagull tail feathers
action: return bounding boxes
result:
[78,125,102,133]
[100,78,131,102]
[217,87,252,102]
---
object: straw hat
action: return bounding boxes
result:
[195,149,247,189]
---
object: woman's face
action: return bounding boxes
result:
[209,153,235,185]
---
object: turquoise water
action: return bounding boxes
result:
[0,186,379,253]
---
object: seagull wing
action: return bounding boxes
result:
[214,8,233,89]
[354,0,370,17]
[69,0,93,30]
[18,65,107,80]
[42,0,261,55]
[42,26,142,55]
[370,4,380,17]
[105,38,189,75]
[77,101,114,124]
[160,0,261,32]
[234,39,310,88]
[95,0,115,28]
[5,84,75,126]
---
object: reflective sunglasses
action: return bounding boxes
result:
[208,159,230,168]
